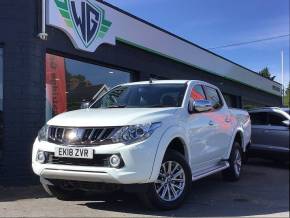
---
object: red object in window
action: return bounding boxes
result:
[46,54,67,116]
[191,88,205,100]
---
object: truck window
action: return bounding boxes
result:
[249,112,268,125]
[191,85,206,100]
[91,84,187,108]
[204,86,223,109]
[268,113,287,126]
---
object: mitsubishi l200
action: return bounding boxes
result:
[32,80,251,209]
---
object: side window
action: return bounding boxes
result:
[250,112,268,125]
[268,113,287,126]
[191,85,206,100]
[204,86,223,109]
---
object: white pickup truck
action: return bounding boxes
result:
[32,80,251,209]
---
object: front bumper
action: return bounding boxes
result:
[40,168,136,183]
[32,134,160,184]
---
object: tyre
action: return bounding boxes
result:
[42,181,85,201]
[139,150,192,210]
[222,142,243,181]
[242,150,249,164]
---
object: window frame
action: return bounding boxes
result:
[45,51,136,118]
[46,50,138,82]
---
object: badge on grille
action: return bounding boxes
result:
[64,128,85,145]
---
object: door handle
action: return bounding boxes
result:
[209,120,214,126]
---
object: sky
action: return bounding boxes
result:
[104,0,290,89]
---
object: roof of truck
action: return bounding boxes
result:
[122,80,218,89]
[123,80,189,85]
[122,80,219,89]
[123,80,218,85]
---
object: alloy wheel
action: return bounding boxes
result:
[154,161,186,202]
[233,149,242,176]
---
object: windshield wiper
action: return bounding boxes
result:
[107,104,127,108]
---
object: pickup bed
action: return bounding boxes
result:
[32,80,251,209]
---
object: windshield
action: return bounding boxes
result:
[91,84,187,108]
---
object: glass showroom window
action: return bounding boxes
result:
[45,54,131,120]
[242,98,266,110]
[223,93,238,108]
[0,48,3,161]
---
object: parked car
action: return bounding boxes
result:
[248,107,290,162]
[32,80,251,210]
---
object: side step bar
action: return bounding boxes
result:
[192,162,229,181]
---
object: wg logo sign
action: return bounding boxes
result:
[53,0,113,52]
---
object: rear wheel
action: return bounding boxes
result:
[139,150,192,210]
[222,142,243,181]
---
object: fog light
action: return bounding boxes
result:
[109,154,121,168]
[36,151,46,164]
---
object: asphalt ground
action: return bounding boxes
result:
[0,158,289,217]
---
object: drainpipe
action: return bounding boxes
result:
[38,0,48,40]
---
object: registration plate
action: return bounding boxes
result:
[55,147,94,159]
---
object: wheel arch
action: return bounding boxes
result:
[226,128,245,159]
[166,137,189,162]
[235,130,244,148]
[148,126,190,183]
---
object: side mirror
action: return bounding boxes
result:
[189,99,213,113]
[80,101,90,109]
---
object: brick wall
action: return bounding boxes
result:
[0,0,45,185]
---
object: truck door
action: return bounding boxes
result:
[266,112,290,151]
[250,112,269,147]
[250,111,289,152]
[202,86,233,162]
[187,85,212,170]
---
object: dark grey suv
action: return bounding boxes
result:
[248,107,289,162]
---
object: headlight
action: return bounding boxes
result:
[38,125,49,142]
[111,122,161,144]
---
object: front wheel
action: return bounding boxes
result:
[139,150,192,210]
[222,142,243,181]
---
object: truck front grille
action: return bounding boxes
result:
[48,126,117,146]
[46,152,111,167]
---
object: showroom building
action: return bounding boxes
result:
[0,0,282,184]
